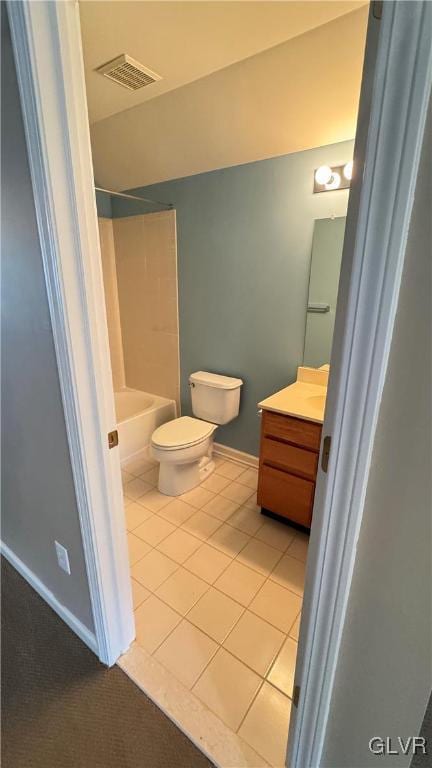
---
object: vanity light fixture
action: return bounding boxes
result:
[314,162,353,193]
[343,161,353,180]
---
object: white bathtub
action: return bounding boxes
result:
[114,388,176,464]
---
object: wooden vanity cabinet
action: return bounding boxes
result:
[257,410,322,528]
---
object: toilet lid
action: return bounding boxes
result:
[152,416,215,450]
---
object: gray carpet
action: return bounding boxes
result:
[1,558,214,768]
[411,691,432,768]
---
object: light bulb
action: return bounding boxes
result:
[343,161,353,181]
[315,165,333,185]
[325,171,341,190]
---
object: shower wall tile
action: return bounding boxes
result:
[113,211,180,410]
[98,217,125,391]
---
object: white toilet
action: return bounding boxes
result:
[151,371,243,496]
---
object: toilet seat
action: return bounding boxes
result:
[152,416,215,451]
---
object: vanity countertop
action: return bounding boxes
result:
[258,367,328,424]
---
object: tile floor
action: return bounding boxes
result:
[122,454,309,768]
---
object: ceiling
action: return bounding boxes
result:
[89,6,368,190]
[80,0,367,124]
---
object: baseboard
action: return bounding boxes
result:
[122,442,258,469]
[121,444,153,468]
[213,442,258,468]
[1,541,98,655]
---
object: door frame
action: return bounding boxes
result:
[7,0,432,763]
[6,0,135,666]
[288,3,432,766]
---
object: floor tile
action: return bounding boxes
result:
[139,466,159,486]
[154,619,218,689]
[130,578,150,610]
[127,533,152,566]
[224,611,285,676]
[286,533,309,563]
[200,473,232,493]
[202,494,240,522]
[220,481,254,505]
[270,554,306,596]
[123,456,155,477]
[214,560,266,607]
[131,549,178,591]
[254,520,296,552]
[138,488,172,513]
[158,498,196,526]
[134,595,181,654]
[134,515,176,547]
[208,524,250,557]
[124,477,153,501]
[289,612,301,641]
[215,461,246,480]
[236,467,259,490]
[237,538,282,576]
[188,588,244,643]
[156,567,208,615]
[193,648,261,731]
[125,502,154,532]
[267,637,298,697]
[179,486,215,509]
[249,580,302,633]
[243,493,259,510]
[182,510,222,541]
[227,505,264,536]
[184,543,232,584]
[123,497,133,508]
[121,469,134,485]
[157,528,202,564]
[239,682,292,767]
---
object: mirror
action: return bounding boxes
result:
[303,216,346,368]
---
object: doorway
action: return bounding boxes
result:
[7,3,432,764]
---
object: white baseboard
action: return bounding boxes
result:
[213,442,258,468]
[121,444,153,468]
[1,541,98,654]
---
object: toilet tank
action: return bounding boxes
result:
[189,371,243,425]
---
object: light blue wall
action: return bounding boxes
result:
[1,7,94,630]
[95,188,112,218]
[110,142,353,455]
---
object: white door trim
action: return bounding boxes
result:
[6,0,134,666]
[288,2,432,766]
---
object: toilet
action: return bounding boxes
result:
[151,371,243,496]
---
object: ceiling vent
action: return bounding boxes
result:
[95,54,162,91]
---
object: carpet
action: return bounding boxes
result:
[1,558,213,768]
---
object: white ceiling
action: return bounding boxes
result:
[90,6,368,190]
[80,0,367,124]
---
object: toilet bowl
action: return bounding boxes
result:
[151,371,243,496]
[152,416,217,496]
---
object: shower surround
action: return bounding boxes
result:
[99,209,180,415]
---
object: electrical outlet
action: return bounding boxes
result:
[55,541,71,574]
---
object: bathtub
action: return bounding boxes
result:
[114,388,176,464]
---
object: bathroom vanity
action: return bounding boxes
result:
[257,367,327,529]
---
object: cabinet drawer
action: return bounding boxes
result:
[261,437,318,480]
[262,410,322,451]
[258,464,314,528]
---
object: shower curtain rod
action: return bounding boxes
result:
[95,186,173,209]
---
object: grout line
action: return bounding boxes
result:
[126,457,302,764]
[132,546,303,638]
[128,465,306,610]
[128,491,306,605]
[235,678,266,735]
